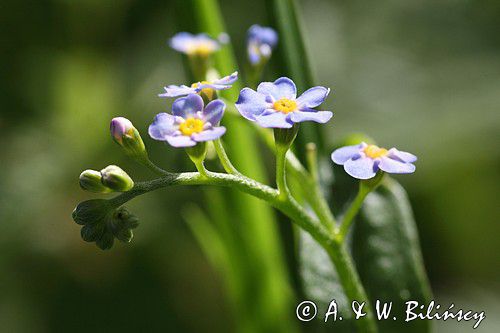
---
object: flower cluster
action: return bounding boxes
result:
[74,25,418,250]
[73,200,139,250]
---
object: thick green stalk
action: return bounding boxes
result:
[178,1,295,332]
[325,242,378,333]
[110,172,376,332]
[270,0,324,155]
[225,108,337,231]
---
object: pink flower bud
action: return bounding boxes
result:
[110,117,134,144]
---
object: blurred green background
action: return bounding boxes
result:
[1,0,499,332]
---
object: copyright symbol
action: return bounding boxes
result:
[296,300,317,321]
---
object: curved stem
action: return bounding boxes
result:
[213,139,240,175]
[109,170,376,332]
[224,108,337,228]
[141,157,170,176]
[193,160,208,178]
[338,183,371,241]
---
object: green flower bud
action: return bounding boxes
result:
[96,232,115,250]
[81,224,105,242]
[110,117,148,162]
[100,165,134,192]
[72,199,112,226]
[72,200,139,250]
[79,169,111,193]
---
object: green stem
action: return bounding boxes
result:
[275,144,290,200]
[224,108,338,230]
[194,160,208,178]
[326,241,378,333]
[140,157,170,176]
[109,171,376,332]
[305,143,318,183]
[338,183,371,241]
[213,139,239,175]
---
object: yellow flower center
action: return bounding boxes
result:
[188,44,213,57]
[179,117,204,136]
[273,98,297,114]
[191,81,215,100]
[191,81,211,88]
[363,145,388,159]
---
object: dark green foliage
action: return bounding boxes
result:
[73,200,139,250]
[352,179,432,332]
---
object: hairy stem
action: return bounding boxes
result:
[141,157,170,176]
[326,241,378,333]
[224,108,337,229]
[110,171,375,331]
[213,139,240,175]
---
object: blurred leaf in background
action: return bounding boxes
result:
[1,0,499,332]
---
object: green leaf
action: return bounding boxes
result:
[269,0,324,156]
[351,179,433,333]
[299,231,356,332]
[175,2,298,332]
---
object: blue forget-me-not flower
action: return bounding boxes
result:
[235,77,332,128]
[331,142,417,179]
[149,94,226,147]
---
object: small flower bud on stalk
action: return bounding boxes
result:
[72,199,112,226]
[110,117,148,163]
[100,165,134,192]
[79,169,111,193]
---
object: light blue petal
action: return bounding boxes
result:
[248,42,261,64]
[159,85,196,98]
[166,135,197,148]
[197,83,231,91]
[388,148,418,163]
[257,77,297,100]
[379,156,416,174]
[255,112,292,128]
[248,25,278,47]
[172,94,204,118]
[344,157,378,179]
[148,113,177,140]
[331,144,364,165]
[235,88,270,121]
[213,71,238,85]
[289,110,333,124]
[192,126,226,142]
[297,86,330,108]
[203,99,225,125]
[169,32,196,53]
[169,32,219,54]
